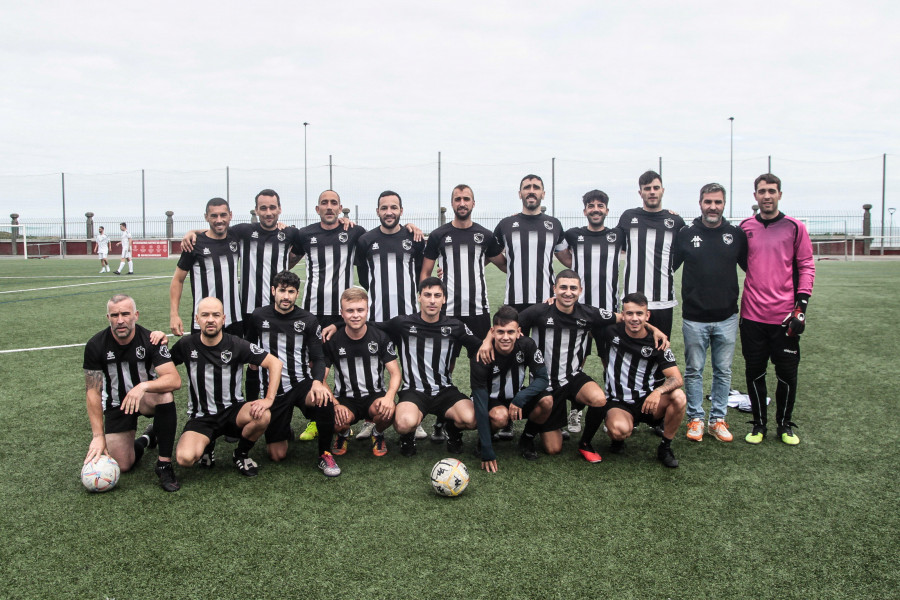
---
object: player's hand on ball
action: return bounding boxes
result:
[85,437,107,465]
[782,308,806,336]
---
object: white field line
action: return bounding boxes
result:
[0,276,168,294]
[0,333,175,354]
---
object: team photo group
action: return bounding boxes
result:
[83,169,815,492]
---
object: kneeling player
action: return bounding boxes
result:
[83,294,182,491]
[326,288,401,458]
[581,292,686,468]
[173,297,283,478]
[244,271,340,476]
[470,306,549,473]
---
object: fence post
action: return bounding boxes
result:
[250,209,258,224]
[551,157,556,216]
[10,213,19,256]
[165,211,174,239]
[862,204,872,255]
[85,212,94,239]
[752,203,759,217]
[440,206,447,226]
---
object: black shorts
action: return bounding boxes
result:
[606,398,663,426]
[398,386,469,418]
[337,394,378,424]
[542,372,596,432]
[103,406,150,434]
[266,379,315,444]
[183,403,244,440]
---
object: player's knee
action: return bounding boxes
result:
[267,444,287,462]
[393,414,418,434]
[607,422,630,440]
[583,390,606,408]
[489,409,508,430]
[671,390,687,410]
[175,448,196,468]
[542,438,562,455]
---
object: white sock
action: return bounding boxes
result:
[117,262,126,272]
[128,264,134,273]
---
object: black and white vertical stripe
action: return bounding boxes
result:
[424,223,499,317]
[618,209,685,309]
[494,214,567,306]
[297,224,365,318]
[565,227,623,311]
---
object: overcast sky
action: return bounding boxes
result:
[2,1,898,222]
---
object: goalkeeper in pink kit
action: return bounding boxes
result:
[740,174,815,445]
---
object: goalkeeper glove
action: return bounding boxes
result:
[782,295,809,337]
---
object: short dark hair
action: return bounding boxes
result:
[378,190,403,208]
[272,270,300,290]
[520,174,543,189]
[492,305,519,327]
[582,189,609,206]
[418,276,445,294]
[98,226,104,231]
[255,189,281,207]
[622,291,649,307]
[699,183,727,202]
[205,197,230,213]
[452,184,474,200]
[639,171,662,187]
[119,222,127,227]
[554,269,581,285]
[754,173,782,192]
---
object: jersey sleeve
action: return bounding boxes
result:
[794,221,815,298]
[305,318,327,381]
[493,222,506,251]
[378,331,398,365]
[169,338,186,366]
[287,227,306,258]
[149,339,174,368]
[236,337,268,367]
[176,250,195,271]
[469,357,491,390]
[553,219,568,252]
[457,322,484,356]
[229,223,252,239]
[82,336,104,371]
[355,236,370,290]
[423,230,441,260]
[656,347,678,371]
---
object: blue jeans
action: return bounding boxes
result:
[682,314,738,422]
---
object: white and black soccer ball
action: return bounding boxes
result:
[81,455,120,492]
[430,458,469,497]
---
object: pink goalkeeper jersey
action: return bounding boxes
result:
[740,213,815,324]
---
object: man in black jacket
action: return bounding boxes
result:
[673,183,747,443]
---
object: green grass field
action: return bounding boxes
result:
[0,257,898,599]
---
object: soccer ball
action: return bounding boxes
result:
[81,456,120,492]
[430,458,469,497]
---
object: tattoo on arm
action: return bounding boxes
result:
[656,375,680,395]
[84,369,103,392]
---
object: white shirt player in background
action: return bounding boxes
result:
[94,226,110,273]
[114,222,134,275]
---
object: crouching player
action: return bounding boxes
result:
[173,297,283,478]
[580,292,686,468]
[244,271,340,477]
[83,294,182,491]
[326,287,401,458]
[470,305,549,473]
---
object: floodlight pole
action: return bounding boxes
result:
[304,122,309,225]
[729,117,734,219]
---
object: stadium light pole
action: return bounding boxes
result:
[729,117,734,219]
[303,122,309,225]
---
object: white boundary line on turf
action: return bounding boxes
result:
[0,276,168,294]
[0,334,175,354]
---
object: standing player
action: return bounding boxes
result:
[470,305,549,473]
[326,287,402,458]
[169,198,242,336]
[380,278,483,457]
[172,297,284,477]
[561,189,625,434]
[113,222,134,275]
[582,292,686,468]
[83,294,182,491]
[93,226,110,273]
[673,183,747,443]
[420,183,504,442]
[740,174,815,445]
[493,175,570,314]
[244,271,340,476]
[617,171,686,337]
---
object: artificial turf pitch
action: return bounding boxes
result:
[0,257,897,599]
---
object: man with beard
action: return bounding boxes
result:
[673,183,747,444]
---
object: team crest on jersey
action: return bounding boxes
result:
[544,221,553,231]
[229,241,238,252]
[310,237,318,245]
[600,309,613,320]
[516,351,524,364]
[190,349,198,358]
[664,218,675,229]
[250,344,264,355]
[221,350,233,363]
[576,319,587,327]
[723,233,733,245]
[387,342,397,356]
[106,351,115,360]
[534,349,544,364]
[402,239,413,251]
[339,347,347,356]
[664,349,676,362]
[277,231,286,241]
[464,324,474,336]
[473,233,484,244]
[339,232,349,243]
[261,320,270,329]
[611,336,620,345]
[444,236,452,243]
[315,326,322,339]
[691,236,702,248]
[368,341,379,354]
[294,320,305,333]
[159,346,171,358]
[251,231,259,238]
[202,248,211,255]
[641,346,653,357]
[493,366,500,374]
[441,326,451,336]
[606,232,617,242]
[135,346,145,359]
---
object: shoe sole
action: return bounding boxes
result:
[578,449,602,463]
